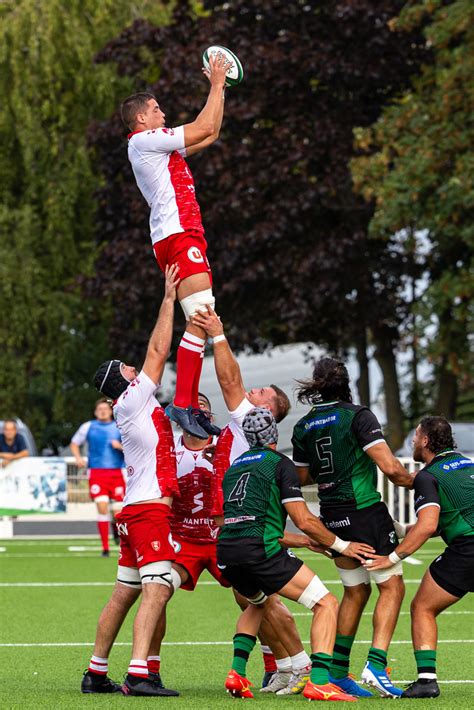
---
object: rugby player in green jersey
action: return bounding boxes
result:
[291,358,413,698]
[365,417,474,699]
[217,407,375,702]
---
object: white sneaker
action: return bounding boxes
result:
[276,665,311,695]
[259,670,292,693]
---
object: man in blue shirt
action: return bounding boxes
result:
[0,420,29,467]
[71,399,125,556]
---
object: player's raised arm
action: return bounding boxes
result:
[142,264,180,385]
[183,54,229,148]
[191,306,247,411]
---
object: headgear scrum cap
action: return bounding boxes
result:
[93,360,130,400]
[242,407,279,448]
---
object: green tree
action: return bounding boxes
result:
[352,0,474,420]
[0,0,172,449]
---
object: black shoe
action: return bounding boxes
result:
[165,404,208,439]
[112,522,120,545]
[121,674,180,696]
[192,408,221,437]
[81,670,122,694]
[261,670,276,688]
[101,550,110,557]
[402,678,440,698]
[149,672,180,696]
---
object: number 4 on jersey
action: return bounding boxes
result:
[228,472,250,507]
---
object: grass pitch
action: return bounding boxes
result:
[0,537,472,708]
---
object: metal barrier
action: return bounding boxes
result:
[65,457,90,504]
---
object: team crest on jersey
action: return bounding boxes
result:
[161,127,175,135]
[151,541,161,552]
[90,484,101,495]
[127,465,134,476]
[187,247,204,263]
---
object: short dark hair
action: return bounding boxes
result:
[296,357,352,405]
[270,384,291,423]
[419,416,456,454]
[121,92,156,131]
[95,397,112,409]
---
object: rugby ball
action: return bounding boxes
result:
[202,45,243,87]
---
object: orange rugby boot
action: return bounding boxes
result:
[303,680,357,701]
[225,669,254,699]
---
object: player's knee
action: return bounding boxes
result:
[298,575,332,610]
[343,580,372,605]
[140,561,173,589]
[318,591,338,612]
[179,288,215,320]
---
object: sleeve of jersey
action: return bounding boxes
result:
[71,421,91,446]
[228,397,255,429]
[152,407,179,498]
[120,370,157,416]
[414,469,440,515]
[291,425,309,467]
[137,125,186,153]
[351,408,386,451]
[276,458,305,504]
[210,426,234,517]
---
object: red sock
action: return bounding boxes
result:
[147,655,161,674]
[191,351,204,408]
[262,646,277,673]
[174,333,205,408]
[97,515,109,551]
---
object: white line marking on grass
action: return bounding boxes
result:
[292,610,474,617]
[404,556,424,565]
[68,546,103,552]
[0,554,116,558]
[0,547,6,552]
[0,579,429,587]
[1,641,473,648]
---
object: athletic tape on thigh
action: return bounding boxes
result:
[117,565,142,588]
[337,564,370,587]
[179,289,215,320]
[140,560,173,586]
[368,560,403,585]
[170,568,182,591]
[247,590,268,605]
[297,575,330,609]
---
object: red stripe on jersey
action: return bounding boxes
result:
[167,151,204,235]
[211,425,234,517]
[151,407,180,498]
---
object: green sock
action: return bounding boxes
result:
[367,646,387,671]
[330,634,355,679]
[231,633,256,677]
[414,650,437,679]
[310,652,332,685]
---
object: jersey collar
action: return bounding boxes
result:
[315,400,338,407]
[127,129,143,139]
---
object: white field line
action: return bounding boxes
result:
[0,579,433,587]
[0,554,118,558]
[1,640,473,648]
[292,610,474,617]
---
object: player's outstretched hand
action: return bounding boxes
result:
[164,263,180,301]
[342,541,375,562]
[362,554,393,570]
[208,52,231,87]
[191,305,223,337]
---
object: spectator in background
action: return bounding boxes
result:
[0,420,29,467]
[70,399,125,557]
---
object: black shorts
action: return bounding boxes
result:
[217,548,304,598]
[320,501,397,556]
[429,536,474,599]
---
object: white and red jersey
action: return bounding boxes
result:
[170,434,218,543]
[128,126,204,245]
[211,398,255,516]
[113,370,178,505]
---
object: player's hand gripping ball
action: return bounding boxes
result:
[202,45,243,87]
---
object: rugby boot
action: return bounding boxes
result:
[261,671,276,688]
[192,407,221,437]
[361,662,403,697]
[303,681,357,701]
[225,669,254,699]
[259,669,292,693]
[328,673,373,697]
[81,670,122,694]
[165,404,208,439]
[276,665,311,695]
[149,671,180,696]
[122,673,180,696]
[402,678,440,699]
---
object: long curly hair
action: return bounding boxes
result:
[419,416,456,454]
[296,357,352,405]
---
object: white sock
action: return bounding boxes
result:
[419,672,437,680]
[89,655,108,674]
[276,656,292,672]
[291,650,311,671]
[128,658,148,677]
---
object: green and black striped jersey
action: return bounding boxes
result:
[291,401,385,510]
[414,450,474,545]
[218,446,304,561]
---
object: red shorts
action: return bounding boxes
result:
[174,536,231,590]
[89,469,125,502]
[116,503,177,569]
[153,231,212,284]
